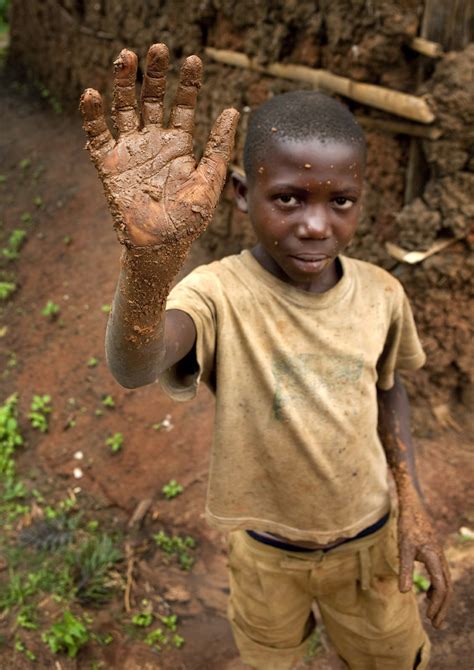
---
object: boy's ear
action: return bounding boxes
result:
[232,171,249,213]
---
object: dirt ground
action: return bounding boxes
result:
[0,75,473,670]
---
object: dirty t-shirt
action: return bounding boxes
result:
[160,250,426,543]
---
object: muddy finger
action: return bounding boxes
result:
[398,540,415,593]
[432,554,452,628]
[141,43,169,126]
[79,88,115,155]
[196,108,240,198]
[169,55,202,133]
[422,549,447,623]
[112,49,140,134]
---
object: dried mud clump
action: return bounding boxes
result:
[394,45,474,412]
[395,45,474,251]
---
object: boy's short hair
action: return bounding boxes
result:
[243,90,367,179]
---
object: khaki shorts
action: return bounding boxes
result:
[228,515,430,670]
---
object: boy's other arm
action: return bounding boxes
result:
[377,373,451,629]
[79,44,238,388]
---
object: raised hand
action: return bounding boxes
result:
[80,44,239,250]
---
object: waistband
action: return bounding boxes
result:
[246,512,390,554]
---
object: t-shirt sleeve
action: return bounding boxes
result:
[159,267,218,402]
[376,287,426,390]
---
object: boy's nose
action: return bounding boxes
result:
[297,207,330,239]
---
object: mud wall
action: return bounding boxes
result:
[8,1,474,412]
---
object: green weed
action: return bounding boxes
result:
[16,605,38,630]
[153,530,196,571]
[87,357,99,368]
[14,637,37,661]
[101,394,115,408]
[67,534,122,605]
[28,394,52,433]
[162,479,183,500]
[101,304,111,314]
[0,281,16,300]
[20,212,32,224]
[0,393,23,489]
[19,158,31,170]
[105,432,123,453]
[132,611,153,627]
[33,196,44,208]
[413,572,430,593]
[144,627,168,650]
[41,300,60,319]
[42,610,90,657]
[2,229,27,260]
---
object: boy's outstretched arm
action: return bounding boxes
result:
[79,44,239,388]
[377,373,452,628]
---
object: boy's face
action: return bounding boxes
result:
[235,138,364,292]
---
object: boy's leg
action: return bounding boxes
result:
[227,530,315,670]
[312,515,430,670]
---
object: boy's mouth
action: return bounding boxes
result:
[288,253,332,272]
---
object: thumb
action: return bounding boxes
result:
[195,108,240,206]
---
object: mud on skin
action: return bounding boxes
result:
[80,43,239,349]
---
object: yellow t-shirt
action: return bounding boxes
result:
[160,250,426,543]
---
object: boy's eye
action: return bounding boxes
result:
[333,197,354,210]
[275,195,299,207]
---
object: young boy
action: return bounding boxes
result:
[80,44,451,669]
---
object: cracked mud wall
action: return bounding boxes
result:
[8,0,473,410]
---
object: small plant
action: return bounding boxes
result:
[0,393,23,487]
[41,300,60,319]
[33,196,44,208]
[0,174,6,184]
[144,627,168,650]
[67,533,122,605]
[16,606,38,630]
[2,229,27,260]
[162,479,184,500]
[413,572,430,593]
[153,530,196,571]
[0,281,16,300]
[63,235,72,245]
[14,637,37,661]
[101,394,115,408]
[87,357,99,368]
[132,611,153,627]
[19,158,31,170]
[160,614,178,632]
[20,212,32,224]
[101,304,111,314]
[28,394,52,433]
[105,432,123,453]
[42,610,90,658]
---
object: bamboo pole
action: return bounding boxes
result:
[357,116,442,139]
[205,47,435,124]
[409,36,443,58]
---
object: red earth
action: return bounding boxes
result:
[0,78,473,669]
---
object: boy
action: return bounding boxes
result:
[80,44,451,669]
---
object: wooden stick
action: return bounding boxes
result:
[124,540,135,613]
[357,115,442,139]
[205,47,435,124]
[409,36,444,58]
[385,238,457,264]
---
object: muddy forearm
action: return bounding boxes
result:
[105,246,182,388]
[377,373,422,503]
